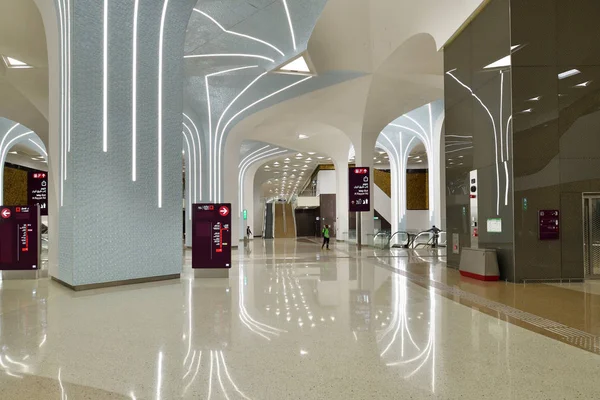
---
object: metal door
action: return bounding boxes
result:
[584,196,600,278]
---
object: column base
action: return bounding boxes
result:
[1,270,41,280]
[51,274,180,291]
[194,269,230,279]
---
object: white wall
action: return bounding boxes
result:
[405,210,430,232]
[316,170,336,195]
[297,196,320,208]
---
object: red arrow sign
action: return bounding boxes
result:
[219,206,230,217]
[1,208,11,219]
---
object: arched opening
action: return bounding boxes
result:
[0,118,49,271]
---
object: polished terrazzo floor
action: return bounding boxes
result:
[1,239,600,399]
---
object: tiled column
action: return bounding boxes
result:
[49,0,195,287]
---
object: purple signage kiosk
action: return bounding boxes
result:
[0,205,40,272]
[349,167,371,249]
[192,203,232,277]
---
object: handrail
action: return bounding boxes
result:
[387,231,411,248]
[412,230,447,248]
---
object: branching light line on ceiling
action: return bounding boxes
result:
[185,53,274,63]
[193,9,284,56]
[282,0,297,51]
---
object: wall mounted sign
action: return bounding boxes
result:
[28,171,48,216]
[349,167,370,212]
[243,209,247,220]
[539,210,559,240]
[192,203,232,269]
[487,218,502,233]
[0,206,39,270]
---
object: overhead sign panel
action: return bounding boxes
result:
[349,167,370,212]
[192,203,232,269]
[0,206,40,270]
[28,171,48,216]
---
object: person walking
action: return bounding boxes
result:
[321,225,331,250]
[246,226,252,239]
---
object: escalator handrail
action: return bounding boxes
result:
[387,231,411,247]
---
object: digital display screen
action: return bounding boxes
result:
[539,210,560,240]
[192,203,232,269]
[349,167,371,212]
[0,206,39,270]
[28,171,48,216]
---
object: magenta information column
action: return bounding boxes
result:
[192,203,232,269]
[0,206,40,270]
[349,167,371,212]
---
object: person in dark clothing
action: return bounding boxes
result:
[321,225,331,250]
[427,225,441,248]
[246,226,252,239]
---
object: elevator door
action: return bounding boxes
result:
[584,196,600,278]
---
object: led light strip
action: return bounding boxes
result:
[184,53,275,63]
[103,0,108,152]
[132,0,140,181]
[238,148,288,210]
[376,141,399,235]
[193,9,284,56]
[182,123,198,203]
[214,72,268,199]
[282,0,297,50]
[182,113,202,200]
[182,132,193,220]
[205,66,259,201]
[157,0,170,208]
[216,76,312,200]
[447,71,501,215]
[28,139,48,158]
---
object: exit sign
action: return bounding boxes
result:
[243,209,247,220]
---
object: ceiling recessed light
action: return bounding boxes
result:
[484,55,511,69]
[558,69,581,80]
[278,55,311,75]
[2,56,33,69]
[574,80,592,88]
[308,152,316,155]
[520,108,533,113]
[298,134,309,140]
[9,151,18,155]
[527,96,542,101]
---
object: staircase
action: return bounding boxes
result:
[274,203,296,238]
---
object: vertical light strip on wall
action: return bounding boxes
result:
[183,133,193,220]
[499,72,504,162]
[132,0,140,181]
[157,0,170,208]
[56,0,65,205]
[183,113,202,200]
[103,0,108,152]
[427,104,435,220]
[183,123,197,203]
[282,0,296,51]
[66,0,71,154]
[217,76,312,201]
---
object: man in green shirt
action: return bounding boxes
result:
[322,225,330,250]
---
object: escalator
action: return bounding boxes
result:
[264,203,274,239]
[274,203,296,238]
